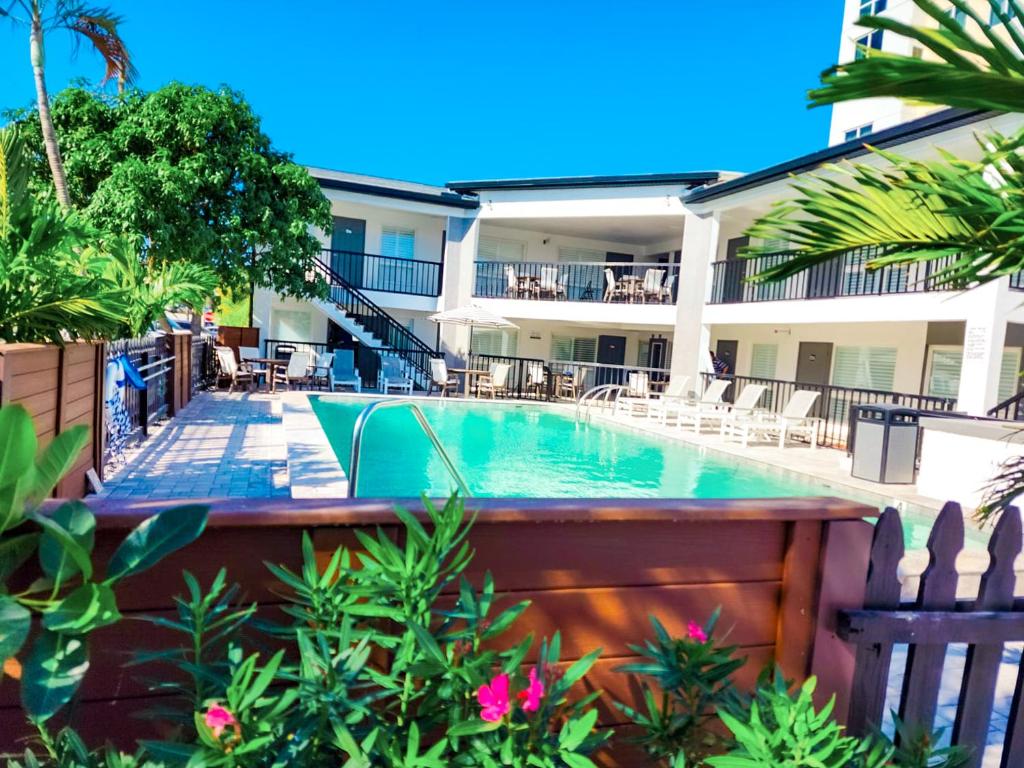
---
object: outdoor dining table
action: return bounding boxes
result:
[448,367,490,398]
[243,357,287,393]
[516,274,539,298]
[618,275,644,302]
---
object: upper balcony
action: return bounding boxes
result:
[474,260,679,304]
[322,249,441,304]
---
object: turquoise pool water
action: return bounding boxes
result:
[313,395,837,500]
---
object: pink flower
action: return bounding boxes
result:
[204,703,237,738]
[517,667,545,713]
[478,673,511,722]
[687,621,708,644]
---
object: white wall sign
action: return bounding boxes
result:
[965,326,989,362]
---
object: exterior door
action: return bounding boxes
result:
[795,342,833,417]
[596,334,627,386]
[606,252,634,279]
[331,217,366,286]
[715,339,738,402]
[721,237,748,303]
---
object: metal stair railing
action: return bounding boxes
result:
[575,383,630,422]
[347,399,470,498]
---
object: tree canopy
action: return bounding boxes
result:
[10,83,332,300]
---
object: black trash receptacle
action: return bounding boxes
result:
[850,404,919,484]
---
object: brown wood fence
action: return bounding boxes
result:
[0,496,876,766]
[840,502,1023,768]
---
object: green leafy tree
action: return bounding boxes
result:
[11,84,333,300]
[0,1,135,209]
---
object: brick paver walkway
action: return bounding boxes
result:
[101,392,289,499]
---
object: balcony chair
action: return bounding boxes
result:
[556,273,569,300]
[429,357,459,397]
[641,269,665,303]
[645,376,692,423]
[720,390,823,449]
[215,346,254,393]
[330,349,362,393]
[655,378,732,427]
[603,268,627,302]
[539,266,559,299]
[661,273,676,303]
[678,383,767,434]
[527,362,548,398]
[476,363,511,398]
[615,371,653,417]
[310,351,334,390]
[505,265,520,298]
[379,357,414,395]
[273,348,315,390]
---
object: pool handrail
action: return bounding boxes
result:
[576,383,630,422]
[348,398,471,499]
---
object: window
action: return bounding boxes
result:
[471,329,518,357]
[843,123,874,142]
[380,227,415,259]
[991,0,1017,26]
[831,345,897,421]
[551,335,597,363]
[478,236,526,262]
[859,0,887,14]
[854,30,884,59]
[750,343,779,406]
[558,246,606,263]
[926,346,1023,402]
[270,309,311,342]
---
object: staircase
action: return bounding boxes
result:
[312,260,438,390]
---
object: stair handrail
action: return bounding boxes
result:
[575,383,630,422]
[348,399,470,499]
[989,387,1024,421]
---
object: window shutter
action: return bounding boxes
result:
[927,348,963,398]
[999,349,1022,403]
[471,329,518,357]
[573,337,597,363]
[832,346,897,390]
[558,247,605,263]
[551,335,573,361]
[381,227,415,259]
[750,344,778,380]
[637,340,650,368]
[478,236,525,262]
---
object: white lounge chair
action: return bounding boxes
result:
[615,371,652,417]
[645,376,692,423]
[678,383,767,433]
[657,378,732,426]
[527,363,547,398]
[330,349,362,393]
[215,346,254,393]
[379,357,414,395]
[273,348,314,391]
[476,363,510,398]
[720,389,823,449]
[429,357,459,397]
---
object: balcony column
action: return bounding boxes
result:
[439,214,480,361]
[955,278,1014,415]
[669,211,720,394]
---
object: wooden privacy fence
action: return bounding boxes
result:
[840,502,1023,768]
[0,496,876,766]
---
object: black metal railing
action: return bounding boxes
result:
[1011,271,1024,291]
[700,372,957,450]
[106,335,175,461]
[473,261,680,304]
[466,353,550,399]
[313,260,439,385]
[190,335,217,393]
[708,248,961,304]
[321,249,441,297]
[262,338,331,361]
[989,388,1024,420]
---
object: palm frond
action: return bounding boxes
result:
[57,4,137,86]
[810,0,1024,114]
[977,449,1024,526]
[745,128,1024,287]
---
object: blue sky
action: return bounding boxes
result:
[0,1,841,185]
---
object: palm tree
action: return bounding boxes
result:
[0,1,135,209]
[745,0,1024,521]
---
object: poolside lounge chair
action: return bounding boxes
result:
[273,348,314,390]
[429,357,459,397]
[476,363,510,398]
[311,351,334,389]
[615,371,653,417]
[330,349,362,393]
[379,357,414,395]
[644,376,692,423]
[215,346,254,393]
[656,378,732,426]
[720,389,823,449]
[677,383,767,433]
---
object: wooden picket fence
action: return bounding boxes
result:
[839,502,1024,768]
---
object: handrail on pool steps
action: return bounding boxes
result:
[348,398,472,499]
[576,383,630,422]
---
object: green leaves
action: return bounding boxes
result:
[43,583,121,634]
[105,504,207,581]
[27,425,89,506]
[0,595,31,660]
[21,631,90,721]
[38,501,95,585]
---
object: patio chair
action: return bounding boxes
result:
[330,349,362,393]
[237,345,266,385]
[310,351,334,390]
[505,265,519,298]
[603,268,626,302]
[678,383,767,434]
[720,390,823,449]
[429,357,459,397]
[641,269,665,303]
[273,348,314,390]
[379,357,414,395]
[556,273,569,300]
[527,362,548,398]
[645,375,692,421]
[615,371,653,417]
[215,345,254,393]
[559,366,587,400]
[655,378,732,426]
[539,267,559,299]
[476,363,511,398]
[660,273,676,303]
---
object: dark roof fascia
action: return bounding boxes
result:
[685,108,997,204]
[447,171,721,193]
[314,176,479,210]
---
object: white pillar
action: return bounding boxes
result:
[956,278,1014,415]
[670,211,720,394]
[439,214,480,361]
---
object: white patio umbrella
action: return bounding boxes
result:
[428,304,518,359]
